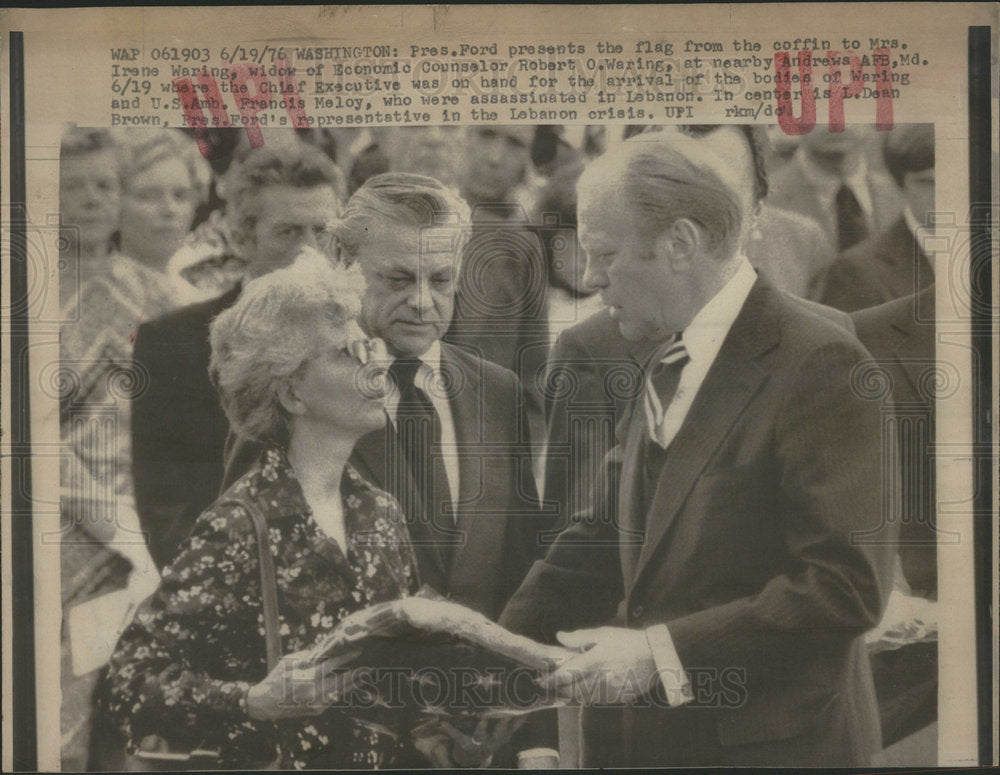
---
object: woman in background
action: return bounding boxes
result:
[59,127,213,769]
[112,127,211,288]
[60,129,209,559]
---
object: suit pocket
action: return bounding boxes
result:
[715,684,838,747]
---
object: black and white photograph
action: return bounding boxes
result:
[2,4,995,771]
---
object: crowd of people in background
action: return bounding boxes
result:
[58,121,938,769]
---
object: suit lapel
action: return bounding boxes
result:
[442,345,480,523]
[629,283,779,592]
[890,315,925,404]
[897,288,935,405]
[440,345,509,591]
[618,400,649,584]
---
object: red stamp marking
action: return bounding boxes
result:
[774,47,894,136]
[173,56,310,158]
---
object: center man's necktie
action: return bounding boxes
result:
[642,336,690,507]
[389,359,454,555]
[835,183,869,251]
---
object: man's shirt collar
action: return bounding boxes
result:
[681,255,757,369]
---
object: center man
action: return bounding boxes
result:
[334,173,545,621]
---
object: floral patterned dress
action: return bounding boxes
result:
[106,447,420,769]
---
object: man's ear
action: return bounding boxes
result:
[276,377,305,417]
[654,218,701,269]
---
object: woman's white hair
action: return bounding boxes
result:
[209,248,367,442]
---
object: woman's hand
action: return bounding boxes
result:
[246,648,362,721]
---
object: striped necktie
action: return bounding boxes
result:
[644,336,690,438]
[835,183,869,251]
[640,336,690,515]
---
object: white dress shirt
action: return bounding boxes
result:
[643,256,758,449]
[384,340,459,514]
[642,256,758,707]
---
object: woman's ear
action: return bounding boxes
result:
[229,222,254,260]
[276,377,305,417]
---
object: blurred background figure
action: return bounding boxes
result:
[131,140,345,572]
[168,127,345,303]
[445,125,550,441]
[347,126,461,193]
[854,285,939,765]
[457,125,536,212]
[767,124,903,292]
[57,128,121,307]
[382,125,461,185]
[820,124,935,312]
[59,127,203,771]
[531,125,583,178]
[110,129,211,301]
[676,124,836,299]
[534,161,602,347]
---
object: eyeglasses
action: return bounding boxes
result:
[345,337,390,400]
[344,337,390,367]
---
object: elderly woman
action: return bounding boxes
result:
[106,253,421,769]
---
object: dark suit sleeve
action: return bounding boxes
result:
[541,328,621,543]
[541,329,584,539]
[131,320,226,571]
[499,368,547,606]
[664,338,896,676]
[500,445,625,645]
[819,253,881,312]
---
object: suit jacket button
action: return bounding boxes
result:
[631,604,644,619]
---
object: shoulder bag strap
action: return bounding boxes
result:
[218,498,282,672]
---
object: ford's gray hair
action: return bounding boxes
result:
[579,132,744,257]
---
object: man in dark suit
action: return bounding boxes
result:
[502,131,895,766]
[131,143,344,570]
[444,126,550,442]
[542,125,855,536]
[766,124,903,267]
[821,124,936,312]
[853,286,939,753]
[336,173,544,621]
